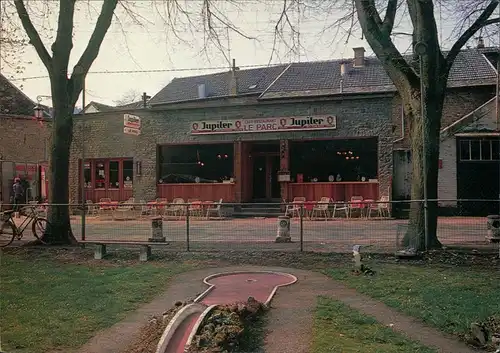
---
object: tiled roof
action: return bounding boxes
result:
[262,49,497,99]
[149,64,289,104]
[148,48,498,105]
[0,73,39,116]
[82,100,146,114]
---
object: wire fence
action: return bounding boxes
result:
[1,200,499,253]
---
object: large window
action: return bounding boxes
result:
[81,159,133,189]
[95,161,106,189]
[290,138,378,182]
[83,162,91,188]
[109,161,120,188]
[460,138,500,161]
[123,160,133,188]
[158,143,234,183]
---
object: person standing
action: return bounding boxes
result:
[12,177,25,218]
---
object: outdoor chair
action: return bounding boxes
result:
[86,200,99,216]
[348,196,364,217]
[164,198,185,219]
[311,197,331,220]
[206,199,223,219]
[139,199,152,218]
[331,200,349,219]
[285,197,305,217]
[112,199,135,220]
[188,200,203,217]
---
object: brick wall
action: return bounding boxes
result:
[0,115,51,163]
[70,94,394,202]
[390,86,495,204]
[392,86,495,149]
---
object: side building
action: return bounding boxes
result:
[69,47,499,215]
[0,73,51,204]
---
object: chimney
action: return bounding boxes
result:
[229,58,239,96]
[477,36,485,49]
[197,84,206,99]
[340,62,347,77]
[142,92,151,108]
[353,47,365,67]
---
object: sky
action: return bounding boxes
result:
[1,0,498,108]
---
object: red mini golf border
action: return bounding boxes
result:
[155,271,297,353]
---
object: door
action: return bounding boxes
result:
[252,154,281,201]
[252,155,267,199]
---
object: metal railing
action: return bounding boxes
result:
[2,199,499,253]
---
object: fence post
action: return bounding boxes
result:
[299,205,304,252]
[81,203,86,242]
[185,205,190,251]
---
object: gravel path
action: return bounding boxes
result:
[75,266,477,353]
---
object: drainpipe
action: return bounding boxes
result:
[393,105,405,143]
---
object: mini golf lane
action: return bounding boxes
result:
[159,271,297,353]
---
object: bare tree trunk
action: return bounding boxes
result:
[403,87,443,250]
[45,78,77,245]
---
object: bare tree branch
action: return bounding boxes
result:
[446,0,499,72]
[70,0,119,105]
[355,0,419,89]
[51,0,76,73]
[13,0,52,71]
[382,0,398,34]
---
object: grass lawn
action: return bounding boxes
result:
[325,264,500,339]
[313,297,436,353]
[0,252,196,353]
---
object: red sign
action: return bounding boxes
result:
[190,115,337,135]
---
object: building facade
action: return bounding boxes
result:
[68,48,500,214]
[0,74,51,204]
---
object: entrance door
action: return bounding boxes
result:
[252,154,280,201]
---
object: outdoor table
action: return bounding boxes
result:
[303,201,316,219]
[98,201,119,210]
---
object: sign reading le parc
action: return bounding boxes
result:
[190,115,337,135]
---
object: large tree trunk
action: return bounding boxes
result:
[45,77,78,245]
[403,86,444,250]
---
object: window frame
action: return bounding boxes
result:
[157,143,235,184]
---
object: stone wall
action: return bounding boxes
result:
[392,86,495,149]
[391,86,495,205]
[0,115,50,163]
[70,94,394,202]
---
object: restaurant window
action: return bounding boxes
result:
[289,138,378,182]
[158,143,234,183]
[83,162,91,188]
[123,160,133,188]
[95,161,106,189]
[109,161,120,188]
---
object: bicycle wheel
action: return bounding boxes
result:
[32,217,51,244]
[0,220,16,247]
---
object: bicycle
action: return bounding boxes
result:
[0,204,52,247]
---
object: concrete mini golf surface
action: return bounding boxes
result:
[157,271,297,353]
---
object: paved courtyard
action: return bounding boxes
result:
[67,215,495,252]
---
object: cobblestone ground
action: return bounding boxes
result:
[56,214,497,253]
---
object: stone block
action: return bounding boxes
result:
[139,245,152,261]
[94,244,106,260]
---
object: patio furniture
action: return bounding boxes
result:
[188,200,204,217]
[366,196,391,218]
[285,197,306,217]
[139,199,152,218]
[206,199,223,219]
[331,201,349,219]
[112,199,135,220]
[311,197,331,220]
[164,198,185,219]
[86,200,99,216]
[349,196,364,217]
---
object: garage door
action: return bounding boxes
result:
[457,137,500,215]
